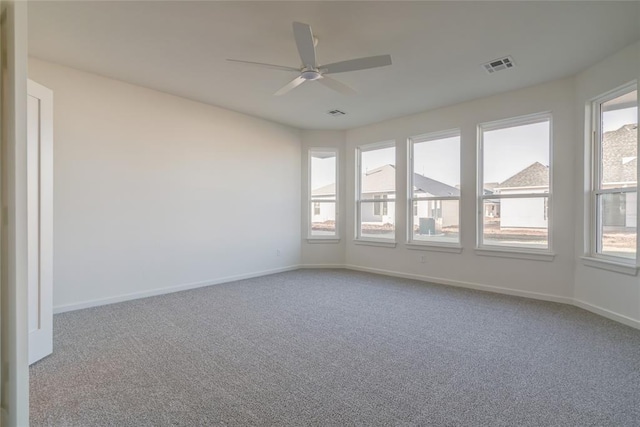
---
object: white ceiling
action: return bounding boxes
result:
[28,1,640,130]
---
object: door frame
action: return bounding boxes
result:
[0,1,30,426]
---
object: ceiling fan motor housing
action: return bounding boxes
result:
[301,69,322,80]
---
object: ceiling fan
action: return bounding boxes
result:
[227,22,392,96]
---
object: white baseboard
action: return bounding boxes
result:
[52,263,639,331]
[343,264,574,304]
[53,265,300,314]
[298,263,345,269]
[343,264,639,329]
[573,299,640,329]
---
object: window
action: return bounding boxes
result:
[478,114,551,251]
[591,85,637,261]
[356,141,396,241]
[408,131,461,245]
[309,149,338,239]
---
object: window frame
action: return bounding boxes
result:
[407,129,462,251]
[308,148,339,242]
[355,140,397,246]
[476,112,554,258]
[587,82,638,266]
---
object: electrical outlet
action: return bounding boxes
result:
[420,255,427,263]
[276,249,281,257]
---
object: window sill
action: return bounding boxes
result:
[354,239,397,248]
[306,238,341,244]
[474,247,555,262]
[580,256,639,276]
[406,243,463,254]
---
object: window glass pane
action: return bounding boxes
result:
[482,198,548,249]
[360,200,395,239]
[597,192,637,259]
[310,201,336,237]
[413,135,460,194]
[600,90,638,189]
[310,151,336,199]
[412,199,459,243]
[483,120,550,195]
[361,146,396,200]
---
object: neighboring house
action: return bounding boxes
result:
[359,164,397,225]
[310,183,336,223]
[482,182,500,219]
[494,162,549,229]
[315,123,638,231]
[412,172,460,232]
[601,123,638,228]
[312,164,461,233]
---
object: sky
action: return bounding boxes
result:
[310,106,638,191]
[310,153,337,190]
[603,106,637,132]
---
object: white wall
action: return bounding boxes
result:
[297,42,640,329]
[300,130,346,267]
[342,78,576,301]
[573,41,640,326]
[28,58,301,312]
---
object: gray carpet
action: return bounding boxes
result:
[30,269,640,426]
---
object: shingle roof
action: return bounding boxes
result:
[361,164,396,193]
[413,174,460,197]
[312,164,459,196]
[498,162,549,189]
[602,124,638,184]
[311,183,335,197]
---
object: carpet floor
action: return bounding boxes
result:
[30,269,640,426]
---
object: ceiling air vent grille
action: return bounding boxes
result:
[327,109,346,116]
[482,56,515,74]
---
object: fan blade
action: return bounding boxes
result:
[318,76,356,95]
[292,22,317,68]
[321,54,392,74]
[226,59,299,72]
[274,76,306,96]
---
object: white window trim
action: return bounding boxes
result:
[580,256,639,276]
[407,129,462,250]
[355,140,396,245]
[307,148,339,242]
[475,247,555,262]
[584,81,638,269]
[406,243,462,254]
[477,112,554,258]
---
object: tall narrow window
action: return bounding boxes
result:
[356,142,396,241]
[592,85,637,261]
[309,149,338,239]
[479,114,552,251]
[408,131,461,246]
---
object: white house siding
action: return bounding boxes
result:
[413,199,458,232]
[311,200,336,223]
[361,193,395,224]
[500,194,547,228]
[626,192,637,228]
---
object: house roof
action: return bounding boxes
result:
[413,174,460,197]
[312,164,460,196]
[311,183,335,197]
[602,124,638,185]
[362,165,396,194]
[498,162,549,189]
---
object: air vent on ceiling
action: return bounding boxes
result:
[482,56,515,74]
[327,109,346,116]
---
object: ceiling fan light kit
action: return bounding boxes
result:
[227,22,392,96]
